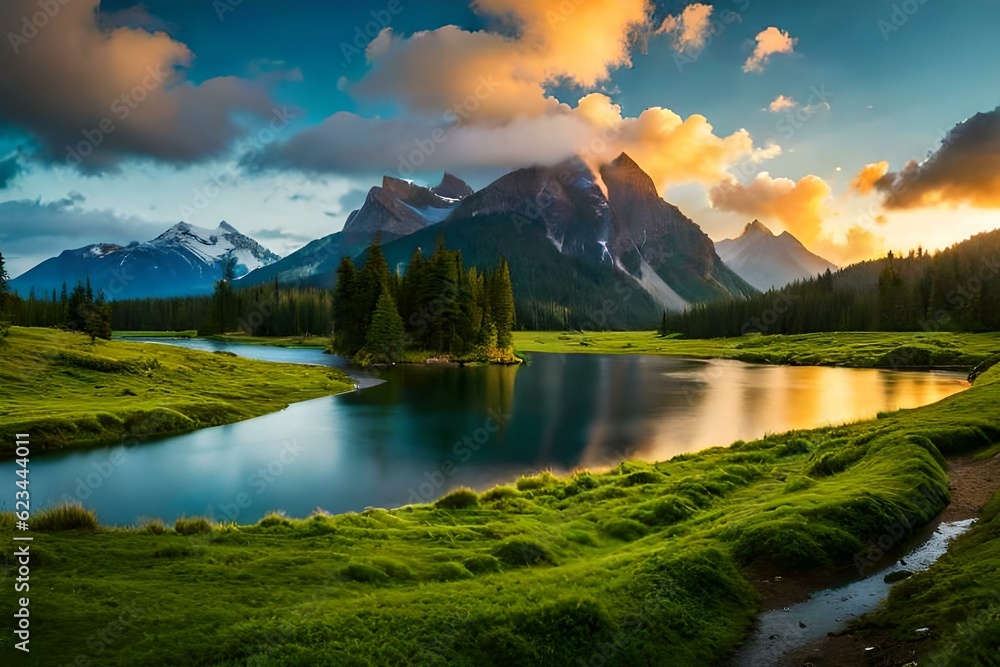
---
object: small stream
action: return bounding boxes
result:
[734,518,977,666]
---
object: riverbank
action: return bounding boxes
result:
[0,327,355,454]
[3,361,998,664]
[782,457,1000,666]
[513,330,1000,371]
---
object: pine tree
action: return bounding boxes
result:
[491,256,515,349]
[85,300,113,343]
[332,257,360,354]
[0,249,8,300]
[659,310,668,337]
[365,287,405,364]
[0,249,10,336]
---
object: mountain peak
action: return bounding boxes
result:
[432,172,475,200]
[218,220,239,234]
[743,219,774,236]
[600,152,658,198]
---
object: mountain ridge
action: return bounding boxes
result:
[715,219,838,291]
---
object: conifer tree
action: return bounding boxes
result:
[365,287,405,364]
[490,256,515,349]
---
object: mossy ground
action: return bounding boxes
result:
[513,330,1000,370]
[2,356,998,665]
[851,488,1000,665]
[0,327,355,453]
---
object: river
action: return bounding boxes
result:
[21,339,969,525]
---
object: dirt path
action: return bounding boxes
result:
[773,451,1000,666]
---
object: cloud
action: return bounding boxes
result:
[0,197,163,276]
[0,154,23,189]
[743,27,797,73]
[709,172,880,263]
[349,0,652,122]
[850,161,890,195]
[252,93,778,194]
[657,3,714,54]
[767,94,797,112]
[249,227,313,243]
[248,0,778,193]
[852,108,1000,209]
[0,0,281,170]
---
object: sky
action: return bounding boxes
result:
[1,0,998,277]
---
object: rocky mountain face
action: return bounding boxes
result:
[600,154,756,307]
[237,172,475,289]
[10,221,280,300]
[341,174,471,252]
[445,153,756,311]
[715,220,838,291]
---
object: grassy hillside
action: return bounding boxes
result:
[514,330,1000,370]
[0,327,354,453]
[3,363,998,665]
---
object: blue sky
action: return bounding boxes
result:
[1,0,998,275]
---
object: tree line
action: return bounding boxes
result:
[333,235,516,364]
[667,229,1000,338]
[0,253,113,342]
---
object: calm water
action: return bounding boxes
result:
[16,340,968,525]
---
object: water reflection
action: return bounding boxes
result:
[20,345,968,524]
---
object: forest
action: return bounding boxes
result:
[333,235,516,364]
[0,236,516,365]
[667,229,1000,338]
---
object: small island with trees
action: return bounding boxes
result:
[332,235,519,365]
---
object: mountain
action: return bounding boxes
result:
[10,221,280,300]
[236,172,474,289]
[237,155,755,328]
[715,220,838,291]
[369,154,757,328]
[600,154,757,307]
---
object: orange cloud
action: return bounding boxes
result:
[850,161,890,194]
[709,172,881,263]
[767,94,797,112]
[0,0,279,168]
[852,108,1000,209]
[658,3,714,53]
[743,27,797,73]
[354,0,652,122]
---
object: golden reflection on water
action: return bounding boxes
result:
[577,359,968,467]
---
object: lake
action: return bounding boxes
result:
[21,340,969,525]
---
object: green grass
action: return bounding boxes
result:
[513,331,1000,369]
[3,363,998,665]
[0,327,355,453]
[853,489,1000,665]
[115,330,198,338]
[204,333,333,348]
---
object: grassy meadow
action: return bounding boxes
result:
[0,327,355,454]
[513,330,1000,370]
[2,356,999,664]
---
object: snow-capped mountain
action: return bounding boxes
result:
[9,221,280,300]
[340,174,468,252]
[715,220,838,291]
[237,172,474,289]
